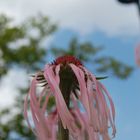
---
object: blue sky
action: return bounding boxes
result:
[0,0,140,140]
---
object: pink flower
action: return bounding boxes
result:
[24,56,116,140]
[135,45,140,66]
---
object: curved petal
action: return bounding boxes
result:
[135,45,140,66]
[97,82,116,137]
[81,67,116,139]
[71,94,85,132]
[44,64,78,135]
[24,78,57,140]
[70,64,91,122]
[86,78,100,132]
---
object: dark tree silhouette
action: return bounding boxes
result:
[118,0,138,4]
[117,0,140,17]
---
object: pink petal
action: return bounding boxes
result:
[44,64,78,135]
[71,94,85,132]
[81,67,116,139]
[29,79,52,139]
[70,64,91,122]
[82,114,99,140]
[135,45,140,66]
[86,78,100,131]
[24,82,36,134]
[24,79,57,140]
[98,82,116,137]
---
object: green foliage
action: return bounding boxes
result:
[0,14,56,140]
[95,57,133,79]
[0,14,133,139]
[0,14,57,78]
[51,38,102,62]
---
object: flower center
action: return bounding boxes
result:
[53,55,82,66]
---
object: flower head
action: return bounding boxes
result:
[24,55,116,140]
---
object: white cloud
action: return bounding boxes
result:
[0,0,139,36]
[0,69,28,108]
[0,0,23,23]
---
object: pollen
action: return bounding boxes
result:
[53,55,83,66]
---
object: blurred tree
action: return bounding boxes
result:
[0,14,133,140]
[0,14,57,140]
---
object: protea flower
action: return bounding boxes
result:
[24,55,116,140]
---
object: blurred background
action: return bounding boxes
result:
[0,0,140,140]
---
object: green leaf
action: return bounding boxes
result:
[96,76,108,80]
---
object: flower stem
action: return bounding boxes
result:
[58,120,69,140]
[58,68,73,140]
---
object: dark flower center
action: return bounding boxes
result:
[36,56,81,94]
[53,55,82,66]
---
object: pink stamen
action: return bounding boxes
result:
[53,55,83,66]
